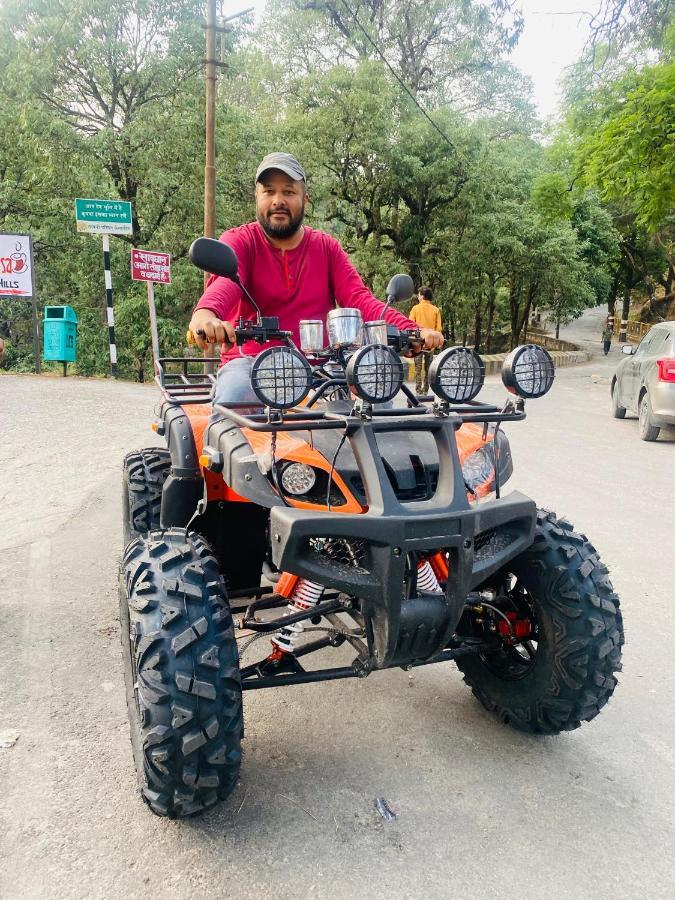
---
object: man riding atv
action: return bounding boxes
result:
[188,151,444,405]
[119,154,623,820]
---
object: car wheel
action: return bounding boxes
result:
[638,392,660,442]
[611,381,626,419]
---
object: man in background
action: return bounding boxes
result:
[602,321,613,355]
[409,287,442,395]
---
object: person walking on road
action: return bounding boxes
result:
[409,287,442,395]
[602,322,613,355]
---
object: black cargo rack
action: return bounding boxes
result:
[155,356,215,405]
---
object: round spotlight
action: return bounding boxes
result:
[428,347,485,403]
[280,462,317,495]
[250,346,312,409]
[346,344,404,404]
[501,344,555,399]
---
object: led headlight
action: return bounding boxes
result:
[462,446,494,495]
[429,347,485,403]
[346,344,404,404]
[501,344,555,398]
[250,346,312,409]
[280,462,317,495]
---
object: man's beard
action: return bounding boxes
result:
[257,206,305,240]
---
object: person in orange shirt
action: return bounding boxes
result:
[409,287,442,395]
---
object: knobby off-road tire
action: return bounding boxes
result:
[120,528,243,817]
[456,510,623,735]
[611,381,626,419]
[123,448,172,546]
[638,392,660,442]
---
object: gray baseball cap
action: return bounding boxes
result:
[255,152,306,185]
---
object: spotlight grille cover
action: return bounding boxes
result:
[502,345,555,398]
[429,347,485,403]
[346,344,404,403]
[250,346,312,409]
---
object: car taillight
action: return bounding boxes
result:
[657,358,675,382]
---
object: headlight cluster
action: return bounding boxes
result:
[248,341,554,410]
[427,343,555,404]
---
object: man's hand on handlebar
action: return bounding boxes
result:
[188,310,236,351]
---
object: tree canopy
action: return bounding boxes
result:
[1,0,671,376]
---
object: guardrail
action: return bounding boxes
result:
[523,330,581,352]
[612,319,650,342]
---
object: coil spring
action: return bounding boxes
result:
[272,578,325,653]
[416,559,443,594]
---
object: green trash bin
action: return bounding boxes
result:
[43,306,78,364]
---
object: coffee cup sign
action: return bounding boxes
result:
[12,246,27,272]
[0,234,34,298]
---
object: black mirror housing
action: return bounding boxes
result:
[386,273,414,303]
[189,237,239,281]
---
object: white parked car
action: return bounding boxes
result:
[611,322,675,441]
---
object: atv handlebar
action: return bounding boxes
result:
[186,318,424,356]
[187,315,291,348]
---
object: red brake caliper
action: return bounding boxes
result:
[497,611,532,645]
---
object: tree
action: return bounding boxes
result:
[262,0,524,111]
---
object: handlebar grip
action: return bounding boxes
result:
[186,328,210,345]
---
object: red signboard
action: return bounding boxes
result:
[131,248,171,284]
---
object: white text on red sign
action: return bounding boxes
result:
[131,249,171,284]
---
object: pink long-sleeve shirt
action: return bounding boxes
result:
[195,222,417,365]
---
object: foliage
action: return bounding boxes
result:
[572,60,675,233]
[558,7,674,322]
[1,0,656,376]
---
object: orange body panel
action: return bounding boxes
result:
[182,405,363,511]
[182,405,249,503]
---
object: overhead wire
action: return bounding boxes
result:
[335,0,460,156]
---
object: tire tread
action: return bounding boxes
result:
[120,528,242,818]
[457,509,623,735]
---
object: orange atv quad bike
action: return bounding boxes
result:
[120,238,623,818]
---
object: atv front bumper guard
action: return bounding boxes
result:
[206,404,536,670]
[269,490,536,669]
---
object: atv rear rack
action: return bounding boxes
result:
[154,356,215,405]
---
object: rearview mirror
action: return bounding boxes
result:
[189,237,239,281]
[385,273,414,303]
[621,344,635,355]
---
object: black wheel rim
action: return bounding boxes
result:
[478,575,540,681]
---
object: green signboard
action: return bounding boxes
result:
[75,198,133,235]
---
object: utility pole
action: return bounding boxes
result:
[203,3,253,245]
[204,0,217,245]
[201,3,251,369]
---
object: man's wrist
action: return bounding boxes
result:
[192,307,221,323]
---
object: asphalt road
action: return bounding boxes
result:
[1,312,674,900]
